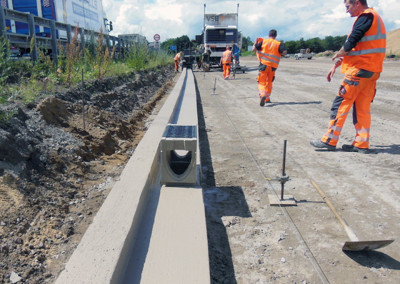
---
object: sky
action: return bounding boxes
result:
[102,0,400,43]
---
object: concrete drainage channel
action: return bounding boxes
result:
[56,68,210,283]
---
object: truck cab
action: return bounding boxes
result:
[203,26,238,67]
[199,13,241,70]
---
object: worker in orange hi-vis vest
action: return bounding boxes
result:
[253,29,287,106]
[253,37,264,84]
[310,0,386,154]
[174,51,182,72]
[220,46,233,79]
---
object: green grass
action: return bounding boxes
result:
[0,35,173,106]
[241,50,256,57]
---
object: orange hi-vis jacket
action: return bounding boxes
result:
[174,52,181,61]
[254,37,264,61]
[257,38,282,69]
[342,8,386,73]
[221,50,233,64]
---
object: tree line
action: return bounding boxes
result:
[161,34,348,55]
[283,35,348,54]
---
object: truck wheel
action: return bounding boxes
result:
[308,57,312,60]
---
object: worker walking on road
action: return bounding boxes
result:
[174,51,182,72]
[310,0,386,153]
[253,29,287,106]
[220,46,233,79]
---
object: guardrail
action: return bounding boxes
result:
[56,68,210,283]
[0,7,133,65]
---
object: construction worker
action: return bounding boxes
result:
[174,51,182,72]
[220,46,233,79]
[310,0,386,153]
[253,29,287,106]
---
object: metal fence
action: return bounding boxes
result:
[0,7,133,65]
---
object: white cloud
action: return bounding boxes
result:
[102,0,399,42]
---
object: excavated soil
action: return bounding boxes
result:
[0,66,176,283]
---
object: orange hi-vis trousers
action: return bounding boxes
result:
[223,63,231,79]
[321,67,380,149]
[174,60,179,71]
[258,65,276,100]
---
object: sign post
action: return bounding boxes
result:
[154,34,160,48]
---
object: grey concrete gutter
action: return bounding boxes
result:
[56,69,209,283]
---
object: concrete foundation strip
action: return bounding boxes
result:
[56,68,209,283]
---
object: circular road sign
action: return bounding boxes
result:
[154,34,160,42]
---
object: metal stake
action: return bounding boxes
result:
[213,77,217,95]
[81,69,86,131]
[280,140,287,200]
[268,140,296,206]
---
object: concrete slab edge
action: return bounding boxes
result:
[56,70,188,284]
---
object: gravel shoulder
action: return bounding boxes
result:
[195,56,400,283]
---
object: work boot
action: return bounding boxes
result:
[260,96,266,106]
[310,140,336,151]
[342,144,375,154]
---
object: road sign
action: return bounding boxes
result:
[154,34,160,42]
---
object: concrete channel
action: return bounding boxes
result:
[56,68,210,283]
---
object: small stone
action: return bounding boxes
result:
[281,257,286,263]
[10,271,22,283]
[15,238,23,245]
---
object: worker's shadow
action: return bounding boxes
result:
[203,186,251,283]
[372,144,400,155]
[196,76,252,283]
[245,65,261,72]
[344,250,400,270]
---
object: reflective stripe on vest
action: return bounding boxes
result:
[342,8,386,73]
[222,51,232,64]
[258,38,281,69]
[348,13,386,56]
[258,51,280,65]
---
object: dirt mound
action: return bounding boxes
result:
[0,66,176,283]
[387,28,400,56]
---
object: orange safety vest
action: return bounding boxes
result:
[254,37,263,61]
[341,8,386,73]
[257,38,282,69]
[174,53,181,61]
[221,50,233,64]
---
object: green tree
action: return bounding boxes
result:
[160,35,193,54]
[284,40,299,54]
[305,37,324,53]
[333,35,347,51]
[241,36,253,52]
[161,38,176,53]
[175,35,193,51]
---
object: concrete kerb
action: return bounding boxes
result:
[138,69,209,283]
[56,69,206,283]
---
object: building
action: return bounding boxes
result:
[118,33,148,45]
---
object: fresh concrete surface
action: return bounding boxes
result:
[128,186,210,284]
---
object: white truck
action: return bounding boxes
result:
[295,48,313,60]
[199,12,242,70]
